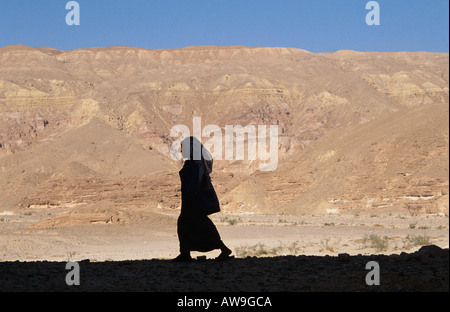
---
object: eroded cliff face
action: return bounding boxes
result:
[0,45,448,216]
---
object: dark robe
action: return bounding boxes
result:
[177,160,223,253]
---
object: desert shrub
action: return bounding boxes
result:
[362,234,389,252]
[235,242,301,258]
[404,234,431,247]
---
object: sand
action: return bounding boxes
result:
[0,211,448,292]
[1,209,448,262]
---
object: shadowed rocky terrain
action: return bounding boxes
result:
[0,245,448,292]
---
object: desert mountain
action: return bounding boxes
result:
[231,102,449,215]
[0,45,448,216]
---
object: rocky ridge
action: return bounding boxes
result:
[0,45,448,218]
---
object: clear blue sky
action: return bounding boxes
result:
[0,0,448,52]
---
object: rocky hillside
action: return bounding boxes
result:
[0,45,448,216]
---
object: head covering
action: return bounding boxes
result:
[181,136,213,174]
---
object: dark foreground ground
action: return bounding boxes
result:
[0,245,448,292]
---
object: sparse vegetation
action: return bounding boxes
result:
[404,234,431,248]
[67,251,76,262]
[235,243,277,257]
[320,238,334,252]
[410,223,431,230]
[405,203,423,216]
[362,234,389,252]
[220,216,242,226]
[360,233,434,252]
[286,241,301,254]
[320,237,341,252]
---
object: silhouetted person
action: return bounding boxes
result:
[173,136,232,262]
